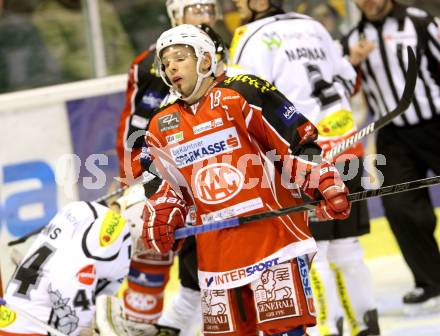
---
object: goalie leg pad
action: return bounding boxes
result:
[94,295,158,336]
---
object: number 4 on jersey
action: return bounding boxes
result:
[12,244,55,297]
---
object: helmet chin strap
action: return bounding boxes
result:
[180,58,212,103]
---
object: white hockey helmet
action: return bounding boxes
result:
[156,24,217,102]
[166,0,218,27]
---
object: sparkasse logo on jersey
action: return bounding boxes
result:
[99,210,126,247]
[76,264,96,286]
[171,127,241,168]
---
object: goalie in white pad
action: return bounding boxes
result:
[0,200,133,336]
[94,286,201,336]
[0,186,151,336]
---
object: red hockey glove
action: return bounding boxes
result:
[142,196,187,254]
[295,160,351,221]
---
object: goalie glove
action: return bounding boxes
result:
[93,295,158,336]
[294,158,351,221]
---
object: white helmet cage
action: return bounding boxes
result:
[166,0,219,27]
[156,24,218,101]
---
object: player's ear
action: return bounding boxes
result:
[201,52,212,72]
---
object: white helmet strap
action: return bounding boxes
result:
[182,53,213,102]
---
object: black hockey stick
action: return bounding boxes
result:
[325,46,417,159]
[175,175,440,239]
[7,226,46,246]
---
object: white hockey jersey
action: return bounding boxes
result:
[0,202,131,336]
[230,12,362,158]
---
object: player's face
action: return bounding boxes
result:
[233,0,270,21]
[182,4,216,27]
[161,44,199,97]
[353,0,392,21]
[232,0,253,21]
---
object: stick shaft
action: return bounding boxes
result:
[175,175,440,239]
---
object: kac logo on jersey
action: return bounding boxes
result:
[76,264,97,286]
[125,291,158,312]
[158,112,180,132]
[0,305,16,328]
[195,163,244,204]
[131,115,149,130]
[99,210,126,247]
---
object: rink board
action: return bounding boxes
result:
[0,76,127,285]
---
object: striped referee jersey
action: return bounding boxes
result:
[342,3,440,126]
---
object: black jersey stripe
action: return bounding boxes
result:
[364,58,390,117]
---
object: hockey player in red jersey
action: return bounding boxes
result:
[114,2,222,334]
[140,24,351,335]
[116,0,218,185]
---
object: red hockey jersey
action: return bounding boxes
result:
[146,74,321,290]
